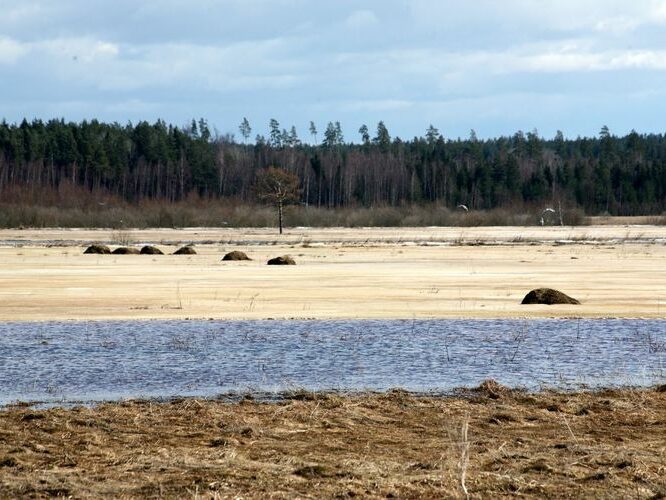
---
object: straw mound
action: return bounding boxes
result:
[111,247,140,255]
[222,250,251,261]
[140,246,164,255]
[267,255,296,265]
[521,288,580,305]
[472,379,512,399]
[83,244,111,254]
[173,246,196,255]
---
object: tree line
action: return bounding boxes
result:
[0,118,664,215]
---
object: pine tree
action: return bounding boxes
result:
[373,121,390,151]
[358,124,370,145]
[239,118,252,143]
[426,124,440,145]
[308,121,318,145]
[269,119,282,148]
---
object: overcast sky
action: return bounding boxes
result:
[2,0,666,140]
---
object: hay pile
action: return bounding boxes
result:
[267,255,296,265]
[173,246,196,255]
[140,246,164,255]
[83,244,111,254]
[111,247,140,255]
[521,288,580,305]
[222,250,251,261]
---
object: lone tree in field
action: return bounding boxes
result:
[255,166,300,234]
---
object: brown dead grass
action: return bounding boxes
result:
[1,387,664,498]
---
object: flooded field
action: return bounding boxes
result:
[1,319,664,405]
[1,227,664,498]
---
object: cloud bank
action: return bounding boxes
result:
[1,0,666,139]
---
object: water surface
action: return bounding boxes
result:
[0,319,664,405]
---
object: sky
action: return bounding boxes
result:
[2,0,666,141]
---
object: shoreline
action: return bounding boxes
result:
[1,384,664,498]
[1,314,665,323]
[4,382,666,410]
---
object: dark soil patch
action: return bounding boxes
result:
[0,457,18,468]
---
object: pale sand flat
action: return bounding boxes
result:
[0,226,664,321]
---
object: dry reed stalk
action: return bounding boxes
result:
[458,413,470,499]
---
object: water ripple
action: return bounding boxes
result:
[0,319,664,405]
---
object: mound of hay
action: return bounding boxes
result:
[140,245,164,255]
[267,255,296,265]
[83,244,111,254]
[112,247,140,255]
[222,250,251,261]
[173,246,196,255]
[473,379,511,399]
[521,288,580,305]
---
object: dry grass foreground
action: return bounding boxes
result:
[0,225,665,320]
[0,386,664,498]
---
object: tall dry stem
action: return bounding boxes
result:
[458,413,470,499]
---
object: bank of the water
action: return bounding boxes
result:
[1,388,665,499]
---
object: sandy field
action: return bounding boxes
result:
[1,384,664,498]
[0,225,664,321]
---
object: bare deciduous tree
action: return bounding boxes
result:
[255,166,300,234]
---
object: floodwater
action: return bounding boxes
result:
[0,319,664,406]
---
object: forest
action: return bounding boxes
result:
[0,118,664,220]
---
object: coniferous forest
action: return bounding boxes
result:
[0,118,664,226]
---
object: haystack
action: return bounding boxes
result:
[112,247,140,255]
[267,255,296,265]
[472,379,511,399]
[173,246,196,255]
[222,250,251,261]
[83,244,111,254]
[140,245,164,255]
[521,288,580,305]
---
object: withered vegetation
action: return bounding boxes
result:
[1,385,664,498]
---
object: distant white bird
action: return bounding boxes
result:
[540,208,556,226]
[457,204,469,212]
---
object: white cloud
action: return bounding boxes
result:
[0,37,27,64]
[336,40,666,84]
[2,0,666,137]
[0,3,43,24]
[407,0,666,41]
[647,0,666,22]
[79,38,305,92]
[0,34,306,92]
[594,16,641,34]
[502,46,666,73]
[43,38,120,65]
